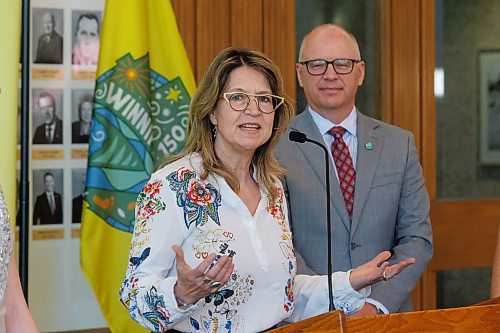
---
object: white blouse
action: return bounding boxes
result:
[120,153,369,332]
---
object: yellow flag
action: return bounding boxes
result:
[81,1,195,331]
[0,0,21,216]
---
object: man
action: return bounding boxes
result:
[33,172,63,225]
[72,13,100,66]
[34,11,63,64]
[72,93,93,143]
[33,91,63,144]
[275,24,433,314]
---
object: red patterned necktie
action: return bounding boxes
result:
[329,126,356,219]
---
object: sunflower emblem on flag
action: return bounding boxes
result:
[85,53,191,232]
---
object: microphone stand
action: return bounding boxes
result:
[288,131,334,311]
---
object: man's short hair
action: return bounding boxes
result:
[76,13,100,35]
[43,172,55,181]
[38,91,56,109]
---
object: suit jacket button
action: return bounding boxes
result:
[350,242,357,250]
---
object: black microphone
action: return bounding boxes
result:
[288,130,334,312]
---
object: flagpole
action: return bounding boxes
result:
[19,0,31,300]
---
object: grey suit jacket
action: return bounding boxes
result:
[275,109,433,313]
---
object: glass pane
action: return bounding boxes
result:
[435,0,500,199]
[437,268,492,308]
[295,0,379,119]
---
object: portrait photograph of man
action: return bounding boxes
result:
[71,10,101,66]
[32,89,63,145]
[72,169,86,224]
[71,89,93,144]
[32,169,64,225]
[487,76,500,151]
[32,7,64,64]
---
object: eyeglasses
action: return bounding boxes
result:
[222,92,284,114]
[299,58,361,76]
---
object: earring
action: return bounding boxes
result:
[212,125,217,138]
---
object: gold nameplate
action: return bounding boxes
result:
[32,68,64,80]
[71,148,88,159]
[32,149,64,159]
[72,69,97,80]
[71,228,81,239]
[33,228,64,240]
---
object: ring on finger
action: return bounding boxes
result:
[210,281,221,289]
[203,276,212,283]
[382,269,388,281]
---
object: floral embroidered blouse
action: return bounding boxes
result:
[120,153,369,332]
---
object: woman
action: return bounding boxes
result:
[120,47,415,332]
[72,93,93,144]
[0,188,39,333]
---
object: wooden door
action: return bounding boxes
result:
[382,0,500,309]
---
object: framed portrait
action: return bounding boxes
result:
[32,7,64,65]
[32,168,64,225]
[71,89,94,144]
[71,10,102,67]
[32,88,64,145]
[478,50,500,165]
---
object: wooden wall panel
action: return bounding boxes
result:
[195,0,231,82]
[383,0,432,311]
[171,0,295,102]
[376,0,393,124]
[430,200,500,270]
[390,0,422,150]
[171,0,196,75]
[262,0,296,104]
[231,0,263,50]
[420,0,436,199]
[420,0,437,310]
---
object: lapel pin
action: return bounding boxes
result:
[365,141,374,150]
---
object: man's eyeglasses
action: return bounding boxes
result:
[298,58,361,76]
[222,92,284,114]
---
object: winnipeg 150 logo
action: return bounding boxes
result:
[85,53,190,232]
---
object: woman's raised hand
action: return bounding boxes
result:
[172,245,234,306]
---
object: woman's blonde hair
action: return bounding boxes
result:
[167,46,294,199]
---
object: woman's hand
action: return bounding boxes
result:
[349,251,415,290]
[172,245,234,306]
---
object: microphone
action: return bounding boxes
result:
[288,130,307,143]
[288,130,334,312]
